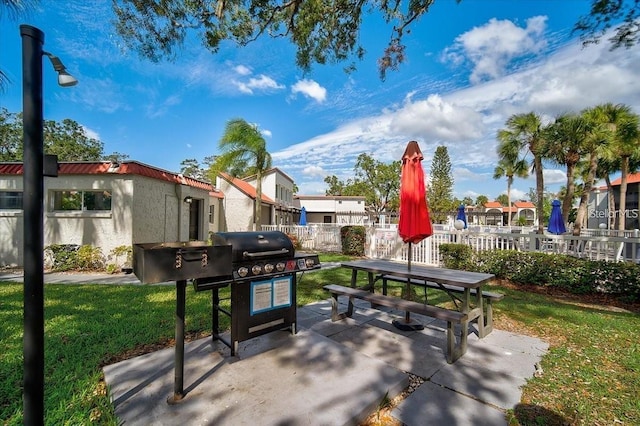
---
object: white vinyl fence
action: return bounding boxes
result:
[263,224,640,266]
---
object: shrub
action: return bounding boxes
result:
[76,245,104,271]
[45,244,80,272]
[466,249,640,303]
[439,243,474,270]
[286,233,302,251]
[340,226,365,256]
[44,244,105,272]
[110,245,133,268]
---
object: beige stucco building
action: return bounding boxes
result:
[0,161,221,267]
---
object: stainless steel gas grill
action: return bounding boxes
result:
[193,231,320,356]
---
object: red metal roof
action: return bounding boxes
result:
[0,161,216,192]
[219,172,274,204]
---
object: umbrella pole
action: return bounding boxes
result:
[405,242,412,322]
[393,242,424,331]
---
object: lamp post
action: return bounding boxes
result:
[21,24,77,426]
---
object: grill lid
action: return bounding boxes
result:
[211,231,295,262]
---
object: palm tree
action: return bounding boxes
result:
[595,104,640,230]
[493,156,528,227]
[211,118,272,231]
[496,112,547,232]
[572,105,617,234]
[544,113,592,224]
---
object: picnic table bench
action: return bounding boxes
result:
[323,284,469,363]
[380,275,504,336]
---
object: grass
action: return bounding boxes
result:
[1,253,639,425]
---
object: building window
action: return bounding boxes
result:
[0,191,23,209]
[209,204,215,224]
[52,190,112,211]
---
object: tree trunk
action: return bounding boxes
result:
[573,153,599,235]
[562,162,576,223]
[618,157,629,231]
[507,176,512,227]
[604,175,615,229]
[534,155,544,233]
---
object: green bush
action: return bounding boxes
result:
[340,226,365,256]
[45,244,105,272]
[439,243,474,270]
[45,244,80,272]
[76,245,104,271]
[462,249,640,303]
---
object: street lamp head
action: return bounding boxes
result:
[43,52,78,87]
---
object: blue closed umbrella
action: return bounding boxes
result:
[456,204,467,229]
[548,200,566,234]
[299,206,307,226]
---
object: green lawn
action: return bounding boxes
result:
[1,254,638,425]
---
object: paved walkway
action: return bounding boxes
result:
[2,269,548,425]
[103,297,548,425]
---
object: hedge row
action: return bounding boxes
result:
[439,243,640,303]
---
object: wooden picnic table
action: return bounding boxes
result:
[339,259,497,338]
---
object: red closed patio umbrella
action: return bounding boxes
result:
[398,141,433,244]
[394,140,433,331]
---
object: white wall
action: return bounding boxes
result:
[0,172,213,267]
[0,175,23,266]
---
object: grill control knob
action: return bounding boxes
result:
[305,258,316,267]
[238,266,249,278]
[252,265,262,275]
[264,263,274,273]
[276,262,286,272]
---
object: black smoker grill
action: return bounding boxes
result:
[132,232,320,403]
[133,241,232,403]
[194,231,321,356]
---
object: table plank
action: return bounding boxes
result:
[340,259,494,289]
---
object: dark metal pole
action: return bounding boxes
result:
[21,24,45,426]
[168,280,186,403]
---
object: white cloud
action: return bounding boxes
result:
[82,125,100,141]
[274,26,640,199]
[234,74,285,95]
[543,168,566,185]
[442,16,548,84]
[389,94,485,141]
[234,64,252,76]
[291,79,327,103]
[302,165,326,177]
[508,188,527,200]
[262,129,272,138]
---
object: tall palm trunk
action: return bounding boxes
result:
[618,157,629,231]
[562,158,580,223]
[604,175,615,229]
[573,153,599,235]
[534,155,545,233]
[506,176,513,227]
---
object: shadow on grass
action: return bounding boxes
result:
[511,403,570,426]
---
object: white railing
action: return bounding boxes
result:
[262,224,342,252]
[262,224,640,266]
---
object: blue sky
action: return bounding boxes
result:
[2,1,639,201]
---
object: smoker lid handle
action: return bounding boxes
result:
[243,248,290,258]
